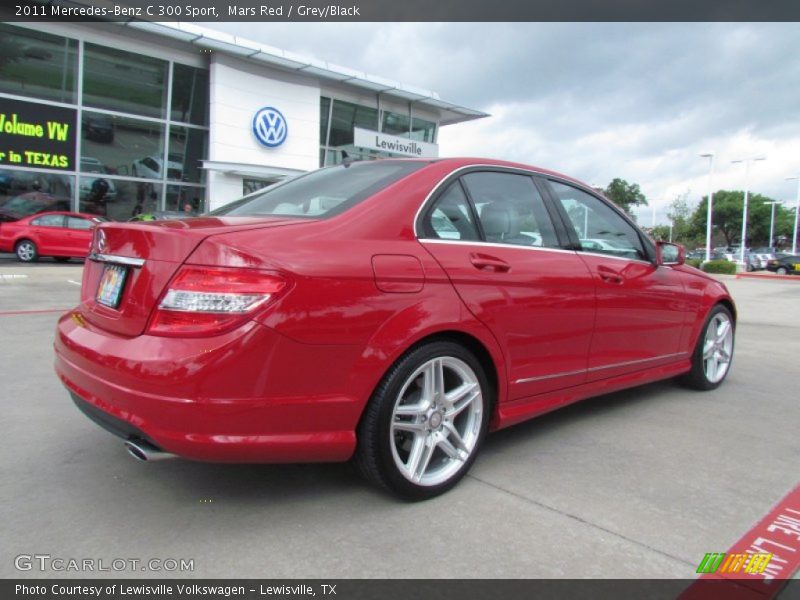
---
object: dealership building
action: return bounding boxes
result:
[0,21,487,221]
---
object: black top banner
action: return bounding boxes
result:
[1,0,800,22]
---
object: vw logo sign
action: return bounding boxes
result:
[252,107,288,148]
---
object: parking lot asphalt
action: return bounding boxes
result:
[1,256,798,580]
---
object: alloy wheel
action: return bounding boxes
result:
[702,312,734,384]
[389,356,483,487]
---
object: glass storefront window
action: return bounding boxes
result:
[166,185,205,214]
[83,43,167,119]
[329,99,378,147]
[79,176,162,221]
[411,117,436,143]
[171,64,209,125]
[81,111,165,180]
[320,96,331,145]
[0,169,73,219]
[382,110,410,137]
[0,24,77,104]
[167,126,207,184]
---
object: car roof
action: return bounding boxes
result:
[23,211,104,221]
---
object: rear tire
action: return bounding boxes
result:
[777,267,788,275]
[15,239,38,263]
[680,305,734,390]
[355,341,492,500]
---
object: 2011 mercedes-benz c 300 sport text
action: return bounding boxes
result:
[55,158,736,499]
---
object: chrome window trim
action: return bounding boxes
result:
[513,352,689,385]
[578,250,654,266]
[88,253,145,267]
[413,163,552,240]
[418,238,578,256]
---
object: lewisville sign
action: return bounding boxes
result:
[0,97,77,170]
[353,127,438,158]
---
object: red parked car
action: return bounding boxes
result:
[0,211,107,262]
[54,159,736,499]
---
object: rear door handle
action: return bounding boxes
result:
[470,253,511,273]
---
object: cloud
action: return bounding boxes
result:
[206,22,800,222]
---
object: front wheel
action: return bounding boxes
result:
[681,305,735,390]
[15,239,38,263]
[777,267,788,275]
[355,341,492,500]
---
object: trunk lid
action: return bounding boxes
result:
[79,216,306,336]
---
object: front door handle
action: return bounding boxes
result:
[470,253,511,273]
[597,265,623,284]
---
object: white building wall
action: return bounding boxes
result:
[208,54,321,209]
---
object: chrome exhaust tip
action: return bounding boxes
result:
[124,439,176,462]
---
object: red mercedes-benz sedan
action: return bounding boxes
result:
[0,211,107,262]
[54,158,736,499]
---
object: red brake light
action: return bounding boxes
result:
[147,266,287,337]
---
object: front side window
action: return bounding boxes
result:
[66,216,93,230]
[548,180,647,261]
[462,172,557,248]
[212,161,427,219]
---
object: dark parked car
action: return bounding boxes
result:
[55,158,736,499]
[83,115,114,143]
[766,254,800,275]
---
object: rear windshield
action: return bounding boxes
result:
[211,160,429,218]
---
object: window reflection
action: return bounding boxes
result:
[382,111,410,137]
[167,126,206,183]
[166,185,204,214]
[81,111,164,180]
[83,43,167,119]
[79,176,162,222]
[0,24,77,104]
[170,64,209,125]
[0,169,73,220]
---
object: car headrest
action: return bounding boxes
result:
[480,202,520,240]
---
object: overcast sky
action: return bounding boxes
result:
[208,22,800,224]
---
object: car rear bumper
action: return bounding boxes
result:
[54,311,361,463]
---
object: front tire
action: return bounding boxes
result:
[777,267,788,275]
[681,305,734,390]
[355,341,492,500]
[15,239,38,263]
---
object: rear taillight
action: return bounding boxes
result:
[147,266,287,337]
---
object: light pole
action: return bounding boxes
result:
[700,153,715,262]
[787,176,800,255]
[765,201,778,249]
[731,157,766,266]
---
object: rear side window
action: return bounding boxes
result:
[31,214,64,227]
[212,161,428,219]
[462,172,558,248]
[421,181,480,241]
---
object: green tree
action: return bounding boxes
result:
[689,190,793,248]
[667,191,693,244]
[604,178,648,218]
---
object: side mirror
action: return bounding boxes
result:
[656,241,685,266]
